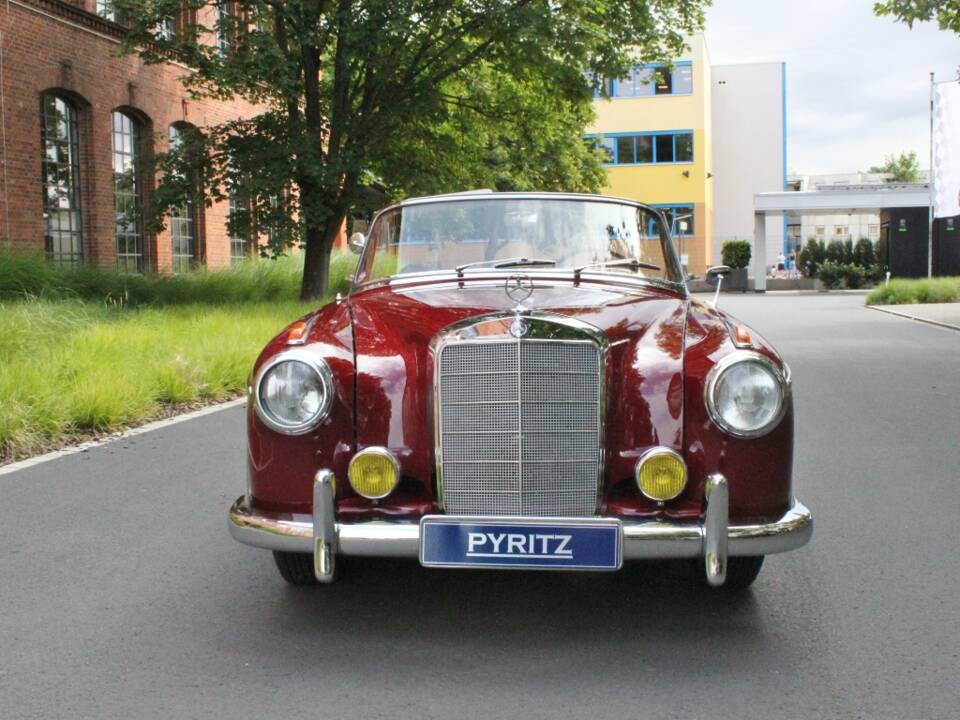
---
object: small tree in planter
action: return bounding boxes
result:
[798,238,826,278]
[817,260,844,289]
[840,263,867,289]
[720,240,751,292]
[854,238,876,268]
[826,239,846,264]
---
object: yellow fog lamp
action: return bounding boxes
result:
[635,447,688,502]
[348,447,401,500]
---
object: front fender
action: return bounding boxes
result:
[246,302,355,513]
[683,299,794,523]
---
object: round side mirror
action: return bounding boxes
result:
[348,232,366,255]
[706,264,731,279]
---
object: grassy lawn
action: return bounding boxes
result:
[0,252,356,463]
[866,277,960,306]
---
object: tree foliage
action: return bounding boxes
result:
[869,151,922,183]
[114,0,707,298]
[874,0,960,34]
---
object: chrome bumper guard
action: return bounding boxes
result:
[228,471,813,586]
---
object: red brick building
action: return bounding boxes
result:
[0,0,264,271]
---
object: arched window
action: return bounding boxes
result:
[168,124,200,273]
[111,111,144,271]
[40,92,84,265]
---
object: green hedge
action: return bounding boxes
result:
[866,277,960,305]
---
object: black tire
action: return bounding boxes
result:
[272,551,316,586]
[720,556,765,590]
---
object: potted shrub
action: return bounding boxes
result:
[720,240,751,292]
[817,260,844,289]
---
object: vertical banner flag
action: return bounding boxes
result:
[933,81,960,219]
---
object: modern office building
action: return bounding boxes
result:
[0,0,263,271]
[588,34,787,275]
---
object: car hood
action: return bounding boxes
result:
[348,276,688,487]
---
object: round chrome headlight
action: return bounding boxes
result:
[254,350,333,434]
[705,352,789,438]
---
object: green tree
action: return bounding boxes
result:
[874,0,960,33]
[115,0,707,299]
[869,151,922,183]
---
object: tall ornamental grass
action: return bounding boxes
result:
[0,299,316,461]
[866,277,960,306]
[0,250,358,461]
[0,251,357,305]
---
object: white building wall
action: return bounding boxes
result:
[711,63,786,270]
[788,173,886,244]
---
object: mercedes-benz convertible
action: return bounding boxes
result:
[228,191,812,589]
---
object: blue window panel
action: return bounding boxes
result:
[633,67,655,96]
[673,64,693,94]
[599,137,614,162]
[636,135,653,163]
[600,62,693,98]
[653,204,695,236]
[615,136,635,164]
[654,134,673,163]
[587,131,693,166]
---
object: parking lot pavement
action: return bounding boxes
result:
[1,292,958,720]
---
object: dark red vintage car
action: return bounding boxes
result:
[229,192,812,588]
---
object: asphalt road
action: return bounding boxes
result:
[2,293,959,720]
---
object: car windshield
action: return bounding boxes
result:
[355,196,683,286]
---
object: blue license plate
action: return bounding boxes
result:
[419,517,622,571]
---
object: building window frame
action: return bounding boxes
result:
[111,110,146,272]
[587,130,694,166]
[597,61,694,99]
[40,92,84,266]
[216,1,237,54]
[168,124,202,273]
[651,203,695,237]
[228,189,252,264]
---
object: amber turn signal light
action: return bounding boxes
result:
[285,320,310,345]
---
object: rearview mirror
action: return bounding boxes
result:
[348,232,366,255]
[706,265,731,279]
[706,265,732,308]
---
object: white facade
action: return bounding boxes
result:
[787,173,890,246]
[711,62,786,268]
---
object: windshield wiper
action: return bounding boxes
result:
[455,257,556,278]
[572,258,661,280]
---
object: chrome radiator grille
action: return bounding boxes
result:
[438,339,602,517]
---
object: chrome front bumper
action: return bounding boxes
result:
[228,471,813,586]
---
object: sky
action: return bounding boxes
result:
[704,0,960,176]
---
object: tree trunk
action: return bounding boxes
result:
[300,208,346,301]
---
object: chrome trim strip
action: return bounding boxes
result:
[347,446,401,500]
[252,349,334,436]
[703,474,729,586]
[703,351,791,439]
[228,495,813,560]
[313,470,337,582]
[351,270,687,296]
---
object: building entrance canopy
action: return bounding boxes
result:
[752,184,930,290]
